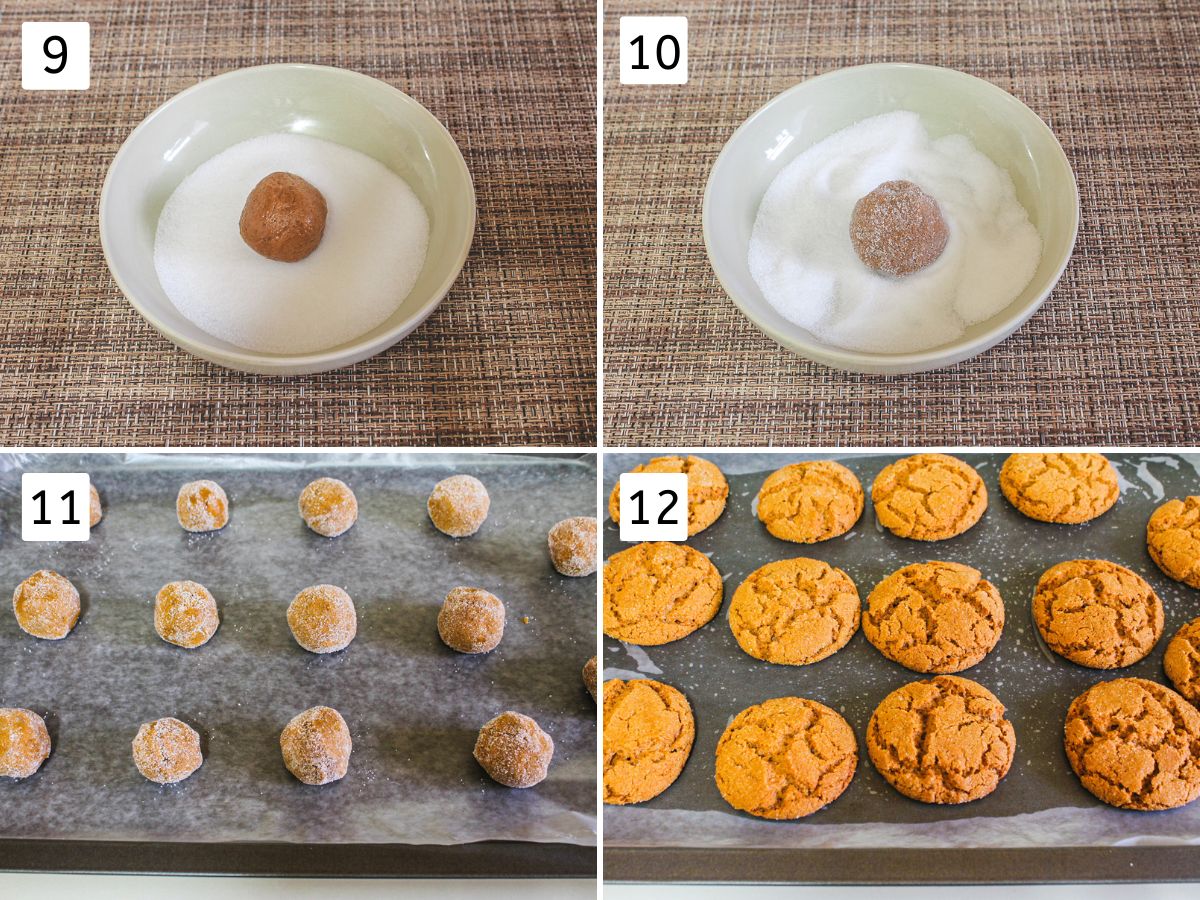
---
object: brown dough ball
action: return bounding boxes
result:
[239,172,327,262]
[280,706,352,785]
[155,581,220,649]
[428,475,490,538]
[474,711,554,788]
[850,179,949,276]
[438,587,505,654]
[583,656,598,702]
[132,717,203,784]
[13,570,80,640]
[0,708,51,779]
[176,480,229,533]
[548,516,598,577]
[288,585,357,654]
[298,477,358,537]
[89,483,102,528]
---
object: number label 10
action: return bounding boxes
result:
[22,473,91,542]
[618,472,688,542]
[619,16,688,85]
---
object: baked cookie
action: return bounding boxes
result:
[608,455,728,537]
[715,697,857,819]
[867,675,1015,804]
[728,558,860,665]
[755,461,864,543]
[132,717,204,784]
[603,542,723,645]
[871,454,987,541]
[603,679,695,805]
[999,453,1119,524]
[13,570,80,640]
[1164,617,1200,704]
[863,561,1004,674]
[1064,678,1200,810]
[0,708,51,779]
[1032,559,1163,669]
[1147,496,1200,589]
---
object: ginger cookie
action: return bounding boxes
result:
[871,454,987,541]
[603,542,723,646]
[280,706,352,785]
[1064,677,1200,810]
[0,708,51,780]
[728,558,860,666]
[155,581,220,649]
[176,480,228,532]
[428,475,490,538]
[715,697,857,819]
[603,679,695,805]
[1164,617,1200,704]
[548,516,598,577]
[755,461,864,543]
[1032,559,1163,669]
[1147,496,1200,589]
[89,484,102,528]
[850,180,949,276]
[474,711,554,788]
[863,561,1004,674]
[298,477,358,537]
[867,675,1015,804]
[132,717,204,784]
[13,570,80,640]
[608,455,728,537]
[999,452,1119,524]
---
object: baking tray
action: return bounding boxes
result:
[602,451,1200,884]
[0,452,597,877]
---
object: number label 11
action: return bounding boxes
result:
[618,472,689,542]
[619,16,688,85]
[22,473,91,542]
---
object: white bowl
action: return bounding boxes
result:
[703,63,1079,374]
[100,64,475,375]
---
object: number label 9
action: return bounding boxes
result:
[21,22,90,91]
[22,473,91,542]
[618,472,689,542]
[619,16,688,85]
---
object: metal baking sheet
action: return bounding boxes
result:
[0,451,596,877]
[603,451,1200,883]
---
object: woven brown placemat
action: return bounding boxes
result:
[603,0,1200,446]
[0,0,596,447]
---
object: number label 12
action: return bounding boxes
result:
[618,471,689,542]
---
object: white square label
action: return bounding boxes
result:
[22,22,90,91]
[618,472,688,542]
[22,473,91,542]
[619,16,688,85]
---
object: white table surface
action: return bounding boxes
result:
[0,876,594,898]
[608,887,1198,899]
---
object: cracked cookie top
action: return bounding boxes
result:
[999,452,1119,524]
[755,460,864,543]
[871,454,987,541]
[603,542,723,645]
[609,455,729,537]
[1165,617,1200,704]
[603,679,695,805]
[1147,496,1200,589]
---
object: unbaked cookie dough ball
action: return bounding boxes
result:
[474,711,554,788]
[288,585,357,654]
[89,483,102,528]
[239,171,328,263]
[13,570,80,640]
[132,717,203,784]
[428,475,490,538]
[280,706,352,785]
[548,516,598,577]
[155,581,220,649]
[583,656,598,702]
[298,477,358,537]
[0,708,51,779]
[176,480,229,533]
[438,587,506,654]
[850,179,949,277]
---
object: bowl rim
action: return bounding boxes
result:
[702,61,1080,373]
[98,62,476,373]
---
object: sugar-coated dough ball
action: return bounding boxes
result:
[12,570,80,640]
[438,586,506,654]
[155,581,220,649]
[177,480,229,532]
[0,708,51,779]
[280,706,352,785]
[548,516,598,576]
[239,171,328,263]
[428,475,490,538]
[298,477,358,537]
[850,179,949,277]
[474,711,554,788]
[288,585,357,654]
[132,717,203,784]
[89,483,102,528]
[583,656,598,702]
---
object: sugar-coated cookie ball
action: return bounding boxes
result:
[13,570,80,640]
[428,475,490,538]
[280,706,352,785]
[132,717,204,784]
[0,708,51,779]
[288,585,357,654]
[155,581,220,649]
[548,516,598,577]
[89,484,102,528]
[474,711,554,788]
[177,480,229,533]
[239,172,328,263]
[438,587,505,654]
[583,656,597,702]
[298,477,358,537]
[850,179,949,277]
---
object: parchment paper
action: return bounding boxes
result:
[603,452,1200,849]
[0,452,596,846]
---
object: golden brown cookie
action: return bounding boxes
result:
[1164,617,1200,704]
[715,697,857,819]
[0,708,51,779]
[1032,559,1163,669]
[132,717,204,784]
[603,679,695,805]
[728,558,860,665]
[999,453,1119,524]
[12,570,80,640]
[871,454,987,541]
[603,542,723,646]
[1064,677,1200,810]
[609,455,728,537]
[867,675,1015,804]
[1147,497,1200,589]
[755,461,864,543]
[863,561,1004,674]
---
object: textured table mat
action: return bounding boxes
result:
[0,0,596,446]
[603,0,1200,445]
